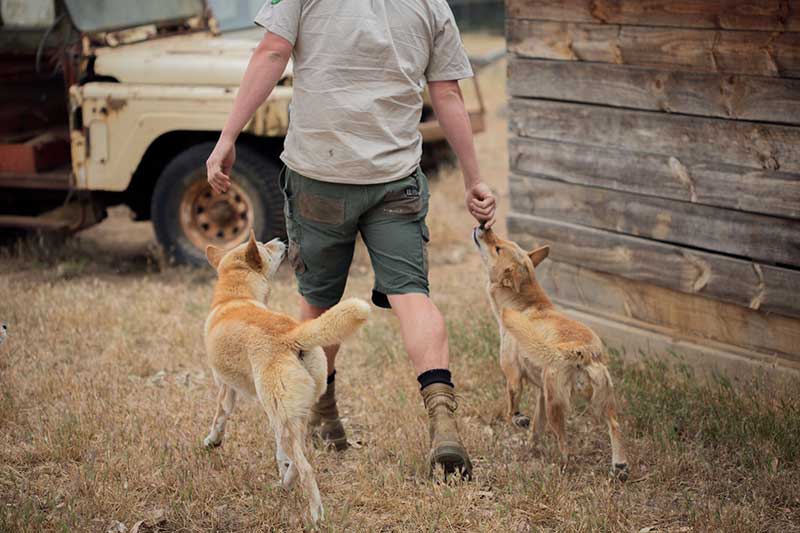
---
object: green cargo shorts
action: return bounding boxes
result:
[280,166,431,309]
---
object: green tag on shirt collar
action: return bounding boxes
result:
[271,0,282,4]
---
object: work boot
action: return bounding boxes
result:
[421,383,473,479]
[308,379,348,451]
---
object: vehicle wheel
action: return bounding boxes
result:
[151,142,285,267]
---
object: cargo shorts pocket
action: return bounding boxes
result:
[298,191,345,225]
[380,185,423,216]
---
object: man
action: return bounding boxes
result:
[206,0,496,477]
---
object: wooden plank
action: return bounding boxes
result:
[508,175,800,267]
[507,20,800,77]
[0,167,72,190]
[509,99,800,174]
[506,0,800,32]
[563,307,800,382]
[0,215,72,230]
[507,213,800,318]
[420,111,484,141]
[531,259,800,361]
[507,21,619,63]
[508,137,800,220]
[508,58,800,125]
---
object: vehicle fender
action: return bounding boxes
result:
[73,82,291,191]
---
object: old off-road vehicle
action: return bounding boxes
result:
[0,0,485,265]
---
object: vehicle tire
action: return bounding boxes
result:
[151,142,285,267]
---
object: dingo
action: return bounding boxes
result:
[473,226,628,479]
[203,230,370,523]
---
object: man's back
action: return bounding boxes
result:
[255,0,472,184]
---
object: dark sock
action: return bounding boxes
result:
[417,368,453,390]
[327,369,336,385]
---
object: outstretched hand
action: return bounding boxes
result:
[207,139,236,194]
[465,181,497,228]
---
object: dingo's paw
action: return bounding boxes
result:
[612,462,629,482]
[203,435,222,449]
[511,412,530,428]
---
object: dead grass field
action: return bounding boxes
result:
[1,35,799,532]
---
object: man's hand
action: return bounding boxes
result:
[465,181,496,228]
[207,139,235,194]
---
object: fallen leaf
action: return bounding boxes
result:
[628,472,653,484]
[130,509,165,533]
[146,370,167,387]
[514,518,532,533]
[107,521,127,533]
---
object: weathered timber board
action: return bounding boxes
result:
[531,260,800,360]
[565,307,800,380]
[507,20,800,77]
[509,99,800,173]
[508,137,800,219]
[508,58,800,125]
[506,0,800,32]
[508,175,800,267]
[508,213,800,318]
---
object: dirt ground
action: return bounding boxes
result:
[1,34,799,532]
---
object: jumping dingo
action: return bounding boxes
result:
[203,230,370,523]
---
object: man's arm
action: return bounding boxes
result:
[207,33,293,194]
[428,79,497,228]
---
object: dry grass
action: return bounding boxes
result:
[2,35,800,532]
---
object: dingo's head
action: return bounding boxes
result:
[472,226,549,294]
[206,229,286,281]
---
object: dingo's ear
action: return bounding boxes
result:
[206,245,225,270]
[245,229,263,270]
[500,265,526,293]
[528,245,550,267]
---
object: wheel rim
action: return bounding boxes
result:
[179,172,255,251]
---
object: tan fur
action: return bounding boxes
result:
[474,227,628,476]
[202,230,370,523]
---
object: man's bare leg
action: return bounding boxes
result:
[388,293,472,478]
[387,293,449,373]
[300,297,348,450]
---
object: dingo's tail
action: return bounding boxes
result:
[501,308,591,366]
[287,298,370,352]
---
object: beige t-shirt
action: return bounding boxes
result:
[254,0,473,184]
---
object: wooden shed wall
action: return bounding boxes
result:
[505,0,800,378]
